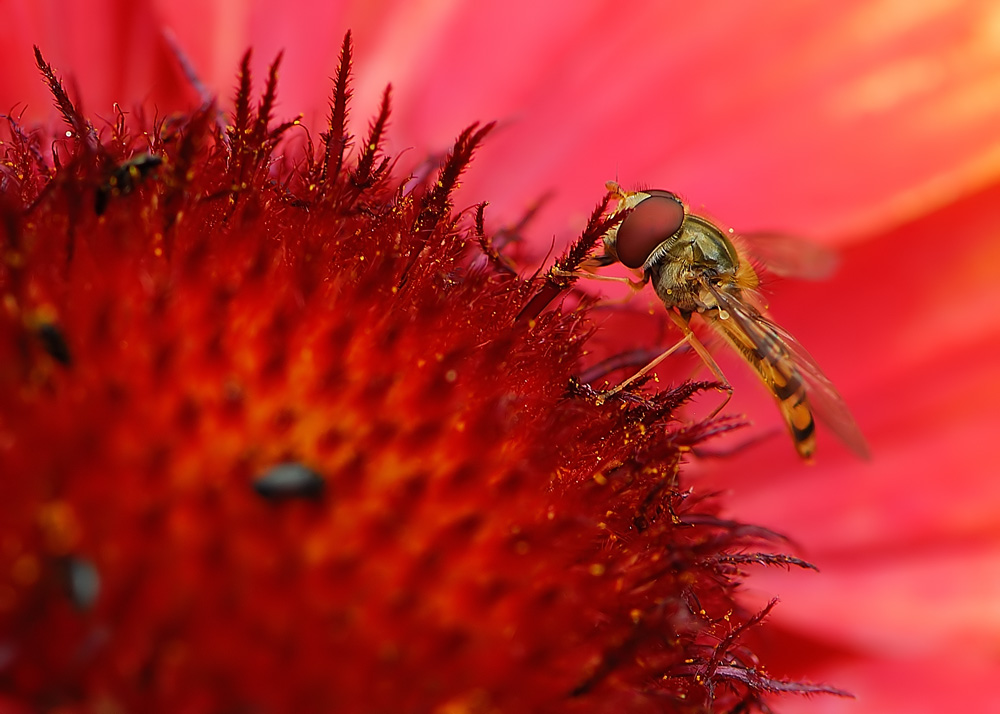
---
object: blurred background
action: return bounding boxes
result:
[2,1,999,711]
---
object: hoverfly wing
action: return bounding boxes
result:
[705,289,817,459]
[707,285,869,460]
[738,232,839,281]
[753,313,871,460]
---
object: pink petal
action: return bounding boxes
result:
[0,0,196,119]
[696,177,1000,709]
[5,3,1000,709]
[764,654,1000,713]
[8,2,998,249]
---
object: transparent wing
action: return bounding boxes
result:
[754,311,870,459]
[737,232,839,281]
[707,284,870,460]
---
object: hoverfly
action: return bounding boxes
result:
[574,181,869,460]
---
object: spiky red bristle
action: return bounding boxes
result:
[0,36,847,713]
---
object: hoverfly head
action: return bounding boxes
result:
[612,189,686,270]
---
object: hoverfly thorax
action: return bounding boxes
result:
[665,215,760,312]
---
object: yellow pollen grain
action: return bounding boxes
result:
[589,563,606,576]
[303,535,327,565]
[3,294,17,316]
[592,472,607,486]
[37,501,80,554]
[11,554,39,586]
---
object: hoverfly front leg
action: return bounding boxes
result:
[550,258,649,292]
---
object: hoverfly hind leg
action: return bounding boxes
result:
[665,310,733,419]
[594,311,735,413]
[594,332,695,405]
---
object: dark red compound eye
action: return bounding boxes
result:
[615,190,685,269]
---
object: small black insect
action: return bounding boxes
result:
[65,557,100,611]
[36,322,72,366]
[253,462,326,501]
[95,153,163,216]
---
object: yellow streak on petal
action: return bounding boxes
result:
[37,500,81,554]
[845,0,957,43]
[825,2,999,122]
[833,57,946,119]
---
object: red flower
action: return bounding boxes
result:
[0,36,857,713]
[2,2,1000,712]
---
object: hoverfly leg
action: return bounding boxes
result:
[665,310,733,419]
[551,265,648,291]
[595,332,694,405]
[705,381,735,420]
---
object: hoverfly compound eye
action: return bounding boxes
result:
[615,190,685,269]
